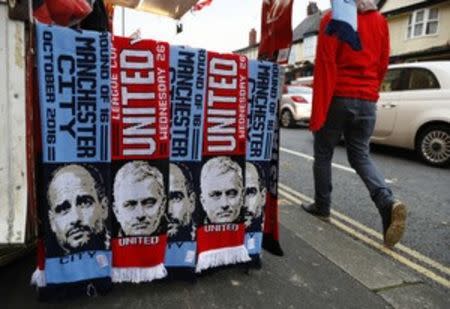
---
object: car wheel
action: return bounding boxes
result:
[416,125,450,167]
[280,110,294,128]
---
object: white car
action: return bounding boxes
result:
[374,61,450,167]
[279,86,312,127]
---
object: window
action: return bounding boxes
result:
[303,35,317,58]
[381,69,405,92]
[287,86,312,95]
[407,8,439,38]
[406,68,440,90]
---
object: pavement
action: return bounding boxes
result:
[1,200,449,308]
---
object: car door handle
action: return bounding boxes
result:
[382,102,397,109]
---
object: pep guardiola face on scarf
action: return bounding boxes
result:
[244,162,266,227]
[47,164,108,252]
[168,163,195,226]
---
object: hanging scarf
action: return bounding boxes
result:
[110,36,170,283]
[261,68,283,257]
[196,52,250,272]
[258,0,294,63]
[33,0,93,26]
[32,23,112,299]
[165,46,207,278]
[326,0,361,50]
[192,0,213,12]
[245,60,280,265]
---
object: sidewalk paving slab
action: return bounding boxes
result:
[279,201,449,309]
[0,201,448,308]
[378,283,450,309]
[1,226,390,309]
[279,203,419,290]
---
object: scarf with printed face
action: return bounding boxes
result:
[245,60,280,266]
[196,52,250,272]
[165,46,207,278]
[32,23,112,300]
[110,36,170,283]
[326,0,361,51]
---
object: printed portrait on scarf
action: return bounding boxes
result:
[167,163,197,241]
[112,161,167,237]
[199,156,244,224]
[244,162,267,232]
[46,164,110,256]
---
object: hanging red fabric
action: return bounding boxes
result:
[192,0,213,12]
[258,0,293,63]
[33,0,93,26]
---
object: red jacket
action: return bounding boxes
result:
[309,11,390,132]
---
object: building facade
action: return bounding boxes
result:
[381,0,450,63]
[234,0,450,83]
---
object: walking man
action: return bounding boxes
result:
[303,0,407,248]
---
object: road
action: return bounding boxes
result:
[278,126,450,290]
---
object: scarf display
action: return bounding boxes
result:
[110,36,170,283]
[30,22,284,298]
[245,60,280,265]
[32,23,112,299]
[326,0,361,51]
[165,46,207,277]
[195,52,251,272]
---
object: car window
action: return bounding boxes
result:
[406,68,440,90]
[287,87,312,95]
[381,69,405,92]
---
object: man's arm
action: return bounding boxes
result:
[378,17,390,86]
[310,13,339,132]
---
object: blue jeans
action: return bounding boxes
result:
[313,97,394,211]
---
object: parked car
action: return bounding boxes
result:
[291,76,314,87]
[279,85,312,127]
[373,61,450,167]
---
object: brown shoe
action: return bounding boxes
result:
[301,203,331,222]
[382,201,407,248]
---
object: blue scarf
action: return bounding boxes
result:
[34,22,113,300]
[326,0,361,51]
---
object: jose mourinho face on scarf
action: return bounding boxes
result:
[113,161,167,236]
[200,156,244,224]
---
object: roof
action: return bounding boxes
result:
[380,0,448,16]
[292,10,328,43]
[235,0,386,52]
[108,0,199,19]
[380,0,425,14]
[292,0,384,43]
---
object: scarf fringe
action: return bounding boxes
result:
[195,245,251,273]
[111,264,167,283]
[326,19,362,51]
[30,268,46,287]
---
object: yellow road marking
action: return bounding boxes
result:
[278,183,450,276]
[279,183,313,203]
[278,198,290,206]
[330,218,450,289]
[278,186,450,288]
